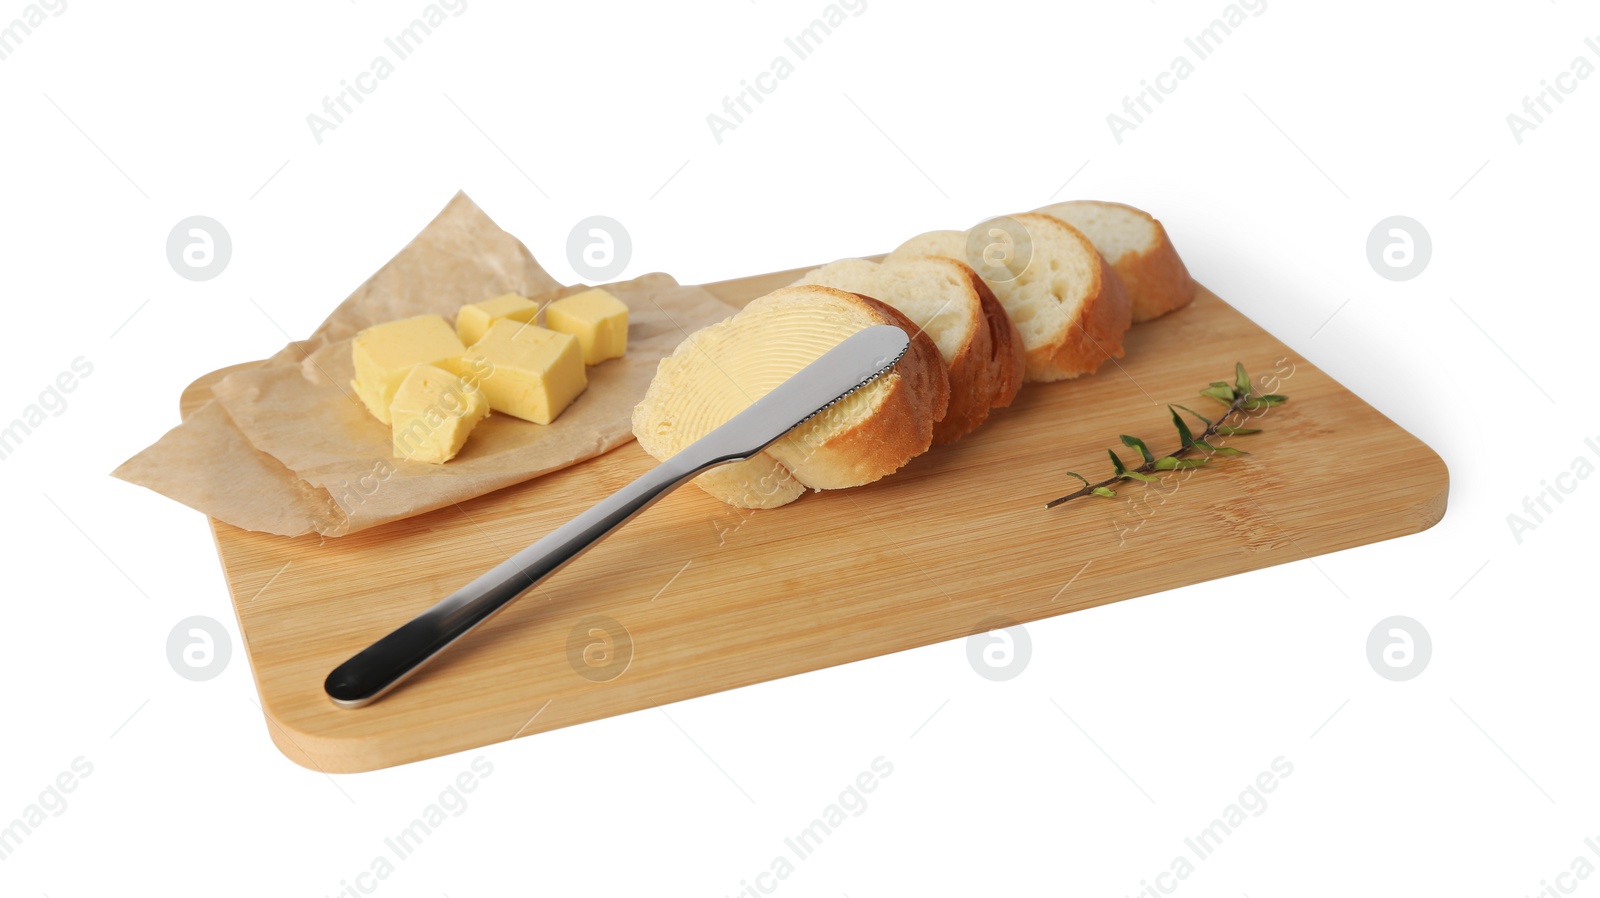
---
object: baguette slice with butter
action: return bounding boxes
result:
[791,255,1023,444]
[1035,200,1195,322]
[889,212,1131,382]
[632,285,949,509]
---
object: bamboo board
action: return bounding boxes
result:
[181,271,1448,773]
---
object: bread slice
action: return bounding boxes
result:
[632,285,949,509]
[791,255,1023,444]
[888,212,1131,382]
[1035,200,1194,322]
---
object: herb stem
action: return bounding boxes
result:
[1045,393,1252,508]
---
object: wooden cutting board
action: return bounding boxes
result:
[182,268,1447,773]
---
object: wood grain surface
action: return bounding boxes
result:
[180,271,1448,773]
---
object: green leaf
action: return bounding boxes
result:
[1213,425,1261,436]
[1170,404,1213,427]
[1120,435,1155,464]
[1192,439,1215,451]
[1210,381,1232,390]
[1235,362,1251,395]
[1155,456,1210,471]
[1243,395,1287,410]
[1091,486,1117,498]
[1207,446,1249,457]
[1260,394,1288,403]
[1200,385,1236,405]
[1108,449,1127,475]
[1168,407,1194,448]
[1122,470,1160,482]
[1065,471,1091,487]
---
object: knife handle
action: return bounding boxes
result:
[324,455,706,708]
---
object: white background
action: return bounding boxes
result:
[2,1,1597,895]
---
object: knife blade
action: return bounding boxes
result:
[325,323,911,708]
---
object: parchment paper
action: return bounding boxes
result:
[113,193,738,537]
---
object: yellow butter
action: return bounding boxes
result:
[350,315,466,424]
[456,293,541,347]
[545,288,629,365]
[389,365,490,464]
[462,320,587,424]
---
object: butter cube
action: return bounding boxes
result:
[462,320,587,424]
[389,365,490,464]
[456,293,542,347]
[545,288,629,365]
[351,315,467,424]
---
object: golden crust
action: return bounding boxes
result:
[792,256,1017,446]
[1034,245,1132,381]
[1012,213,1132,382]
[946,259,1024,439]
[1117,213,1195,322]
[1036,200,1195,323]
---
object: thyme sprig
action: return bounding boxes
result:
[1046,363,1287,508]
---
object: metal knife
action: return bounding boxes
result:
[325,323,911,708]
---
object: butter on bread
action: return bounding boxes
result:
[1035,200,1194,323]
[792,255,1023,444]
[631,284,949,509]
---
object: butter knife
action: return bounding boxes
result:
[325,323,911,708]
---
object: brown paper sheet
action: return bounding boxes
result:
[113,193,739,537]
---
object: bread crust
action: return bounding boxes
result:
[887,216,1133,384]
[926,259,1004,443]
[796,256,1019,445]
[950,260,1025,433]
[1013,213,1132,381]
[1118,212,1195,322]
[1036,200,1195,323]
[767,290,949,490]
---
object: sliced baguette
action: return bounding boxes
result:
[791,255,1024,444]
[1035,200,1195,322]
[631,284,949,509]
[888,212,1131,382]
